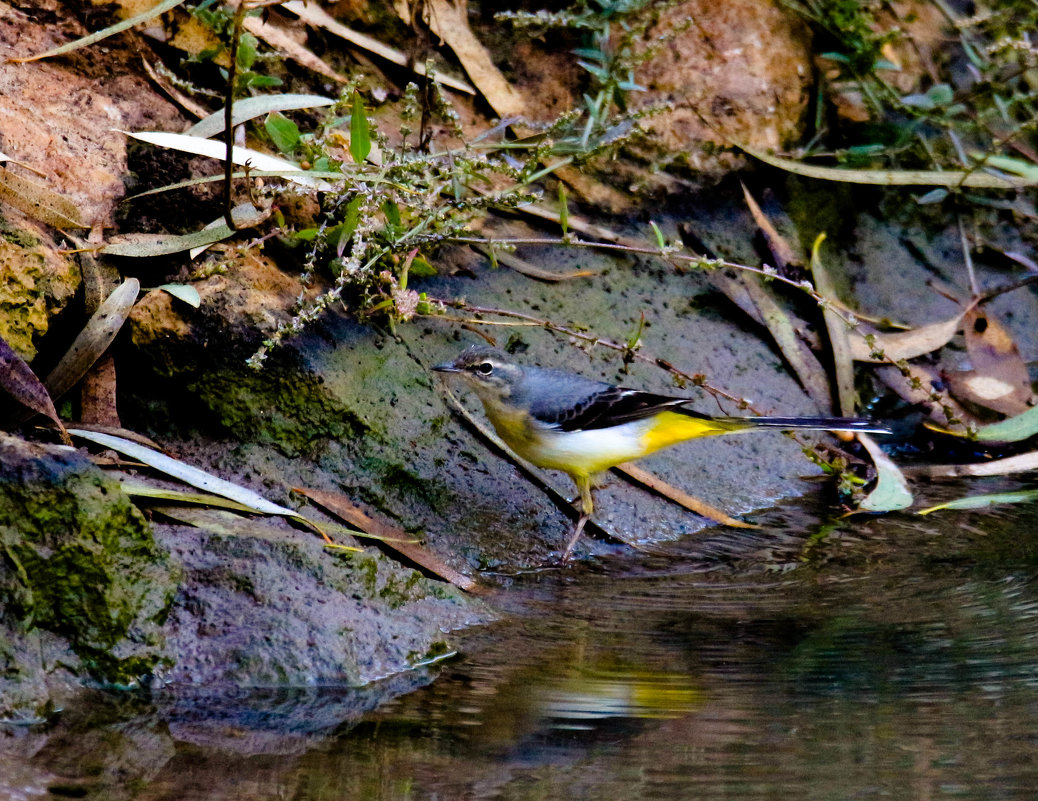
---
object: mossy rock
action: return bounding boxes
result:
[0,435,178,705]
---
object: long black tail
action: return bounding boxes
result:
[715,416,892,435]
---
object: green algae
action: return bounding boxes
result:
[0,439,178,686]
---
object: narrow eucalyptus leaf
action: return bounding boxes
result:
[45,278,140,400]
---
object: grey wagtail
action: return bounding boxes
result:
[434,345,891,557]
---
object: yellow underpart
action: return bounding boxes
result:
[639,411,747,455]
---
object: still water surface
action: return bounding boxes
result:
[10,490,1038,799]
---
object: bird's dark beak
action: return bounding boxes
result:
[432,360,461,373]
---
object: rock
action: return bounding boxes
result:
[0,217,79,361]
[629,0,813,178]
[0,435,177,719]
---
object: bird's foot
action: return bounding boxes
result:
[561,513,590,561]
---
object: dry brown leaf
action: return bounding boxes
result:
[907,450,1038,478]
[0,333,70,443]
[849,314,963,362]
[141,58,210,120]
[946,308,1035,416]
[422,0,527,117]
[282,0,474,94]
[614,463,758,528]
[241,14,346,85]
[741,182,801,271]
[729,270,832,408]
[875,361,974,429]
[0,167,89,229]
[294,486,477,592]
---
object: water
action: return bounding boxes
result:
[6,488,1038,799]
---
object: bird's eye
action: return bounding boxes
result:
[476,361,494,375]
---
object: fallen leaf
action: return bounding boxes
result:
[728,270,832,409]
[917,489,1038,515]
[118,130,333,190]
[875,361,974,429]
[810,233,855,416]
[294,486,476,591]
[45,278,140,400]
[241,14,346,85]
[849,314,963,362]
[68,428,297,517]
[858,433,913,512]
[117,477,274,513]
[741,182,800,271]
[0,333,70,442]
[743,146,1032,189]
[281,0,474,94]
[477,246,594,282]
[973,404,1038,443]
[909,450,1038,478]
[422,0,527,117]
[185,93,336,139]
[947,308,1034,416]
[158,284,201,307]
[0,168,89,228]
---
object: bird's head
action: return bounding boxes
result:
[433,345,524,400]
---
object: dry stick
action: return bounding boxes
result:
[614,463,758,529]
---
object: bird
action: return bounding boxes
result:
[434,345,891,558]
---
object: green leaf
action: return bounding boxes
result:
[350,92,371,164]
[264,111,301,154]
[383,199,401,228]
[975,403,1038,443]
[158,284,201,308]
[859,434,913,512]
[743,146,1033,189]
[915,188,949,205]
[918,490,1038,515]
[928,83,954,105]
[649,220,665,250]
[186,94,334,139]
[246,74,282,89]
[237,32,258,70]
[558,184,569,236]
[408,256,437,277]
[327,195,364,255]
